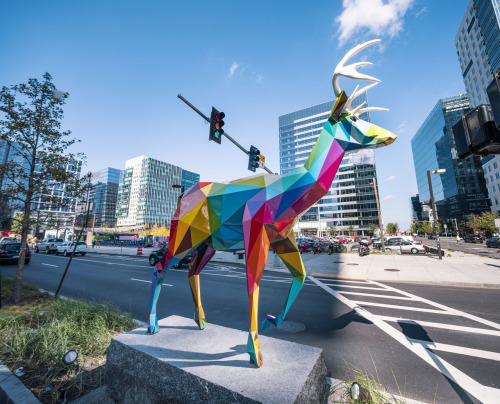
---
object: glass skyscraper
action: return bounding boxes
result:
[411,95,489,223]
[90,167,122,228]
[279,94,380,236]
[455,0,500,212]
[116,156,200,228]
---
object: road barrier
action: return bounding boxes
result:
[137,245,143,255]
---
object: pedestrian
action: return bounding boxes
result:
[456,234,461,244]
[92,238,96,248]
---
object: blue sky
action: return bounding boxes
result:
[1,0,469,230]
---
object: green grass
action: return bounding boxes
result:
[0,274,137,402]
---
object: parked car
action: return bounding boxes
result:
[427,234,436,240]
[0,241,31,264]
[0,237,20,243]
[55,241,87,256]
[360,237,372,245]
[384,241,425,254]
[35,237,64,254]
[149,243,192,268]
[486,237,500,248]
[464,234,483,243]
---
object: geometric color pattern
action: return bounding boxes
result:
[147,90,397,367]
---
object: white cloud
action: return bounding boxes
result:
[335,0,415,46]
[384,175,396,181]
[415,6,427,17]
[382,194,394,201]
[256,74,263,83]
[397,120,408,134]
[229,62,240,77]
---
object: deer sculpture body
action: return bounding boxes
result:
[147,39,397,367]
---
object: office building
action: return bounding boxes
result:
[90,167,121,228]
[455,0,500,211]
[410,194,423,222]
[411,95,490,225]
[279,94,380,236]
[116,156,200,228]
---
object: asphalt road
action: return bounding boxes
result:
[418,236,500,258]
[1,252,500,403]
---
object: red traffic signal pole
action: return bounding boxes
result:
[177,94,274,174]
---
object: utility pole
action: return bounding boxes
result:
[372,178,385,252]
[177,94,275,175]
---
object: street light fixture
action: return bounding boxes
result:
[427,169,446,260]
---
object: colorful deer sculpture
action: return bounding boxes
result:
[147,39,396,367]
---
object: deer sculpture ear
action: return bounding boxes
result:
[329,91,348,121]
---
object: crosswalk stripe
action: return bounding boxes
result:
[409,339,500,362]
[376,316,500,337]
[352,301,451,314]
[370,280,500,331]
[338,291,414,300]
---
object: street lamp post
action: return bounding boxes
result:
[427,169,446,260]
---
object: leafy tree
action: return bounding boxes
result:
[0,73,87,302]
[328,225,337,236]
[410,222,419,234]
[10,213,25,234]
[385,222,399,235]
[157,224,169,237]
[466,212,499,234]
[420,222,434,235]
[368,223,378,236]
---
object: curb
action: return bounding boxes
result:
[0,361,41,404]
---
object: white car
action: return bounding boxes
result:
[385,241,425,254]
[55,241,87,256]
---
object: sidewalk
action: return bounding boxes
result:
[87,246,500,287]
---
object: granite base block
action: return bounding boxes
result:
[105,315,327,403]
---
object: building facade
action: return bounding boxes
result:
[411,95,490,225]
[279,94,380,236]
[455,0,500,211]
[116,156,200,228]
[90,167,121,228]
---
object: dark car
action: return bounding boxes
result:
[486,237,500,248]
[464,234,483,243]
[0,242,31,264]
[149,243,192,269]
[427,234,436,240]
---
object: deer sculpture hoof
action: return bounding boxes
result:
[247,332,263,367]
[194,311,206,330]
[147,323,160,334]
[260,314,283,333]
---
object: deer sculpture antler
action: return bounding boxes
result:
[332,38,389,117]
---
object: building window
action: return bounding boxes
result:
[489,166,492,172]
[496,197,499,205]
[495,162,498,170]
[494,185,496,192]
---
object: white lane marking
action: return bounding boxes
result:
[338,291,414,300]
[409,339,500,362]
[72,257,150,268]
[352,301,451,314]
[313,278,372,285]
[377,316,500,337]
[370,280,500,331]
[324,284,403,291]
[308,275,500,403]
[41,263,58,267]
[130,278,172,287]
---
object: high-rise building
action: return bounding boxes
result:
[90,167,121,228]
[116,156,200,228]
[411,95,490,224]
[455,0,500,211]
[279,94,380,236]
[410,194,423,222]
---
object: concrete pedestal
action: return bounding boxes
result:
[106,315,326,403]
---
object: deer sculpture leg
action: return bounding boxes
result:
[261,232,306,333]
[188,242,215,330]
[147,217,197,334]
[243,207,271,367]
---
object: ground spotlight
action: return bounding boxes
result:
[350,382,371,402]
[62,350,78,365]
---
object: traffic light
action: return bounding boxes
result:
[413,220,416,224]
[209,107,225,144]
[248,145,260,172]
[452,104,500,159]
